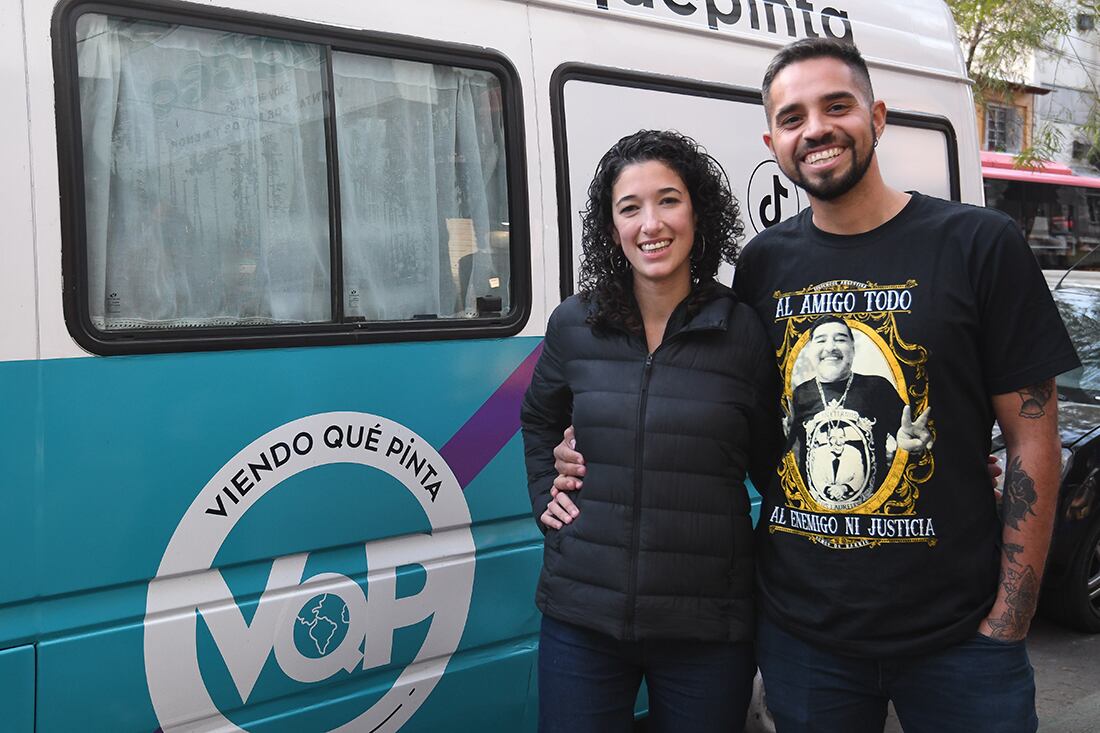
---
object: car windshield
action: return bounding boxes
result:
[1052,285,1100,401]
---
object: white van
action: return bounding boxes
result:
[0,0,979,730]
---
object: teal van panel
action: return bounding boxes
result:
[0,359,43,617]
[465,431,541,524]
[0,645,34,733]
[0,337,537,588]
[39,631,537,731]
[747,478,763,525]
[23,338,539,601]
[36,537,540,731]
[5,337,547,731]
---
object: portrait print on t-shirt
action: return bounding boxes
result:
[769,279,935,550]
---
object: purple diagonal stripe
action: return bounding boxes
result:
[441,342,544,489]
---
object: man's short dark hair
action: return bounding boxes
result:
[810,314,853,340]
[762,38,874,117]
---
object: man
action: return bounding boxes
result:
[788,315,930,510]
[548,38,1079,733]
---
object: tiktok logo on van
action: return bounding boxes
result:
[144,413,475,732]
[746,159,806,233]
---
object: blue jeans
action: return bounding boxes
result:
[537,614,755,733]
[756,616,1038,733]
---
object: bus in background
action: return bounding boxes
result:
[982,150,1100,269]
[0,0,979,730]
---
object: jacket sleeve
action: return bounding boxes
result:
[744,313,784,496]
[520,308,574,533]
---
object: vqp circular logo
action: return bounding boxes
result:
[144,412,475,731]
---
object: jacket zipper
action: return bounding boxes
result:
[625,351,654,640]
[619,306,727,639]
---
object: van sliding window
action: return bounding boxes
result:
[56,3,528,353]
[77,17,333,331]
[331,53,511,322]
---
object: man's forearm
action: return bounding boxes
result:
[983,382,1062,641]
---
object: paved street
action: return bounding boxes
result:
[1028,616,1100,732]
[883,616,1100,732]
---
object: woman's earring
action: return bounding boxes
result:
[692,233,707,263]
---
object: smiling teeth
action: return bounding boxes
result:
[805,148,843,164]
[640,240,671,252]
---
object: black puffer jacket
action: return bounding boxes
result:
[521,284,781,642]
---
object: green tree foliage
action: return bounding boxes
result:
[948,0,1099,165]
[951,0,1071,83]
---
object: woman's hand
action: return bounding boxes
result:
[541,426,585,529]
[553,425,586,492]
[541,486,580,530]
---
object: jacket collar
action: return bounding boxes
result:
[584,281,738,336]
[668,282,737,335]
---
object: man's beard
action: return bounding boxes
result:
[785,127,875,202]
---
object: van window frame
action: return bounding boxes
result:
[52,0,531,355]
[550,63,961,300]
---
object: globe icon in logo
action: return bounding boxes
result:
[294,593,351,658]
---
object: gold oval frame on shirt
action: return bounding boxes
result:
[770,288,936,546]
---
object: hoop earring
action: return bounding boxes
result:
[691,233,707,263]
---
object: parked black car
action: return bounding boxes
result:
[1011,276,1100,633]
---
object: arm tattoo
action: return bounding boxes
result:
[985,565,1040,640]
[1003,542,1024,566]
[1016,379,1053,419]
[1001,457,1037,531]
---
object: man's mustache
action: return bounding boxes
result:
[818,349,846,360]
[797,131,851,159]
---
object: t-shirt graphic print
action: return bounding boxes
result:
[770,281,934,549]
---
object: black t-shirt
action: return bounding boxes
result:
[734,192,1080,657]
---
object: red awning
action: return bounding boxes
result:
[981,151,1100,190]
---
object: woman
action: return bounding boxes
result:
[520,130,781,733]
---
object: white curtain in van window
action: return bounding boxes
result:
[76,14,331,330]
[332,53,509,320]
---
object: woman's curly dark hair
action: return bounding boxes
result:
[578,129,744,332]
